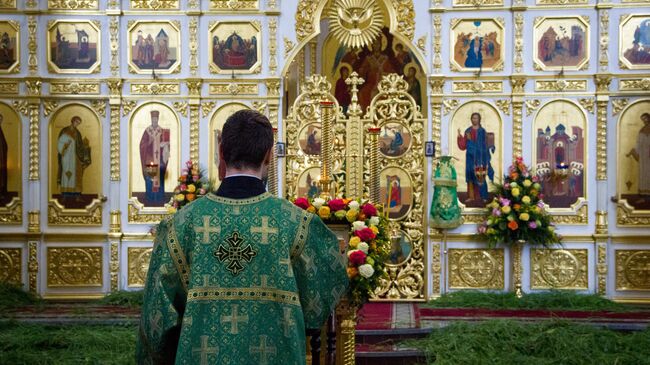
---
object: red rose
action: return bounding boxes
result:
[355,227,376,242]
[349,250,367,266]
[361,203,378,217]
[328,199,346,212]
[294,197,310,210]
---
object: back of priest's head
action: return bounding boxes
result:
[220,109,273,170]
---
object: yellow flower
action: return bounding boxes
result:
[370,226,379,235]
[175,194,185,202]
[167,206,177,214]
[187,184,196,193]
[346,209,359,223]
[318,206,331,219]
[511,188,520,197]
[501,206,512,214]
[523,179,532,188]
[307,206,316,213]
[349,236,361,248]
[522,196,531,204]
[519,213,530,221]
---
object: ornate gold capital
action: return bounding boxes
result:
[28,210,40,233]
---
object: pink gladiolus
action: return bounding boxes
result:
[537,200,545,208]
[478,225,487,234]
[504,183,511,190]
[186,160,193,168]
[492,208,502,217]
[192,175,200,181]
[528,221,537,229]
[499,197,511,207]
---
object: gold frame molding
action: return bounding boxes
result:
[532,16,590,72]
[449,17,505,73]
[126,20,181,75]
[46,246,103,288]
[0,20,19,74]
[530,248,588,290]
[448,248,505,290]
[208,20,262,75]
[619,14,650,70]
[615,249,650,291]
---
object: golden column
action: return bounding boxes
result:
[268,127,278,196]
[319,101,335,199]
[368,127,381,204]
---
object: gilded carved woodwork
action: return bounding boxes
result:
[599,10,609,72]
[48,199,103,226]
[531,249,588,289]
[514,13,524,74]
[578,98,595,114]
[43,100,59,117]
[28,241,38,293]
[110,16,119,76]
[173,102,189,117]
[0,81,18,94]
[201,102,216,118]
[131,82,180,95]
[128,199,169,224]
[525,99,540,117]
[28,103,39,181]
[597,243,607,295]
[390,0,415,40]
[48,0,98,9]
[47,247,103,287]
[0,197,21,224]
[328,0,383,49]
[128,247,152,287]
[209,83,258,95]
[495,100,511,116]
[596,210,608,235]
[210,0,259,10]
[110,242,119,292]
[619,78,650,91]
[549,203,589,225]
[453,0,503,7]
[122,100,137,116]
[91,100,106,118]
[617,203,650,227]
[28,211,40,233]
[431,242,441,296]
[596,100,608,181]
[189,104,200,162]
[130,0,179,9]
[449,249,505,289]
[284,38,295,58]
[442,99,459,116]
[535,80,587,92]
[616,250,650,291]
[511,100,523,157]
[612,99,629,116]
[452,81,503,93]
[0,0,15,9]
[28,16,37,75]
[110,105,120,181]
[189,17,199,76]
[432,15,442,74]
[0,248,21,285]
[50,82,100,95]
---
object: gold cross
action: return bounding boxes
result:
[253,274,274,289]
[194,216,221,244]
[279,255,293,277]
[282,308,296,337]
[250,216,278,244]
[149,310,162,336]
[249,335,277,365]
[192,335,218,365]
[221,304,249,334]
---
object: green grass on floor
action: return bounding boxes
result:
[424,290,646,312]
[97,290,144,308]
[0,322,137,365]
[0,283,42,312]
[406,319,650,365]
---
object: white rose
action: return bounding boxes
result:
[348,201,360,210]
[358,242,369,254]
[352,221,367,231]
[359,264,375,278]
[369,216,380,227]
[312,198,325,209]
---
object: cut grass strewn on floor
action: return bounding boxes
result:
[423,290,646,312]
[0,322,137,365]
[0,283,42,312]
[98,290,144,308]
[406,319,650,365]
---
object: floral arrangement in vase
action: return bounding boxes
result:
[478,157,561,247]
[167,160,210,213]
[293,197,390,306]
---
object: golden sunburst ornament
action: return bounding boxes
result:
[328,0,383,49]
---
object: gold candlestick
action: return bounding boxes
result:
[319,101,335,199]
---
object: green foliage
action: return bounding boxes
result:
[0,322,136,365]
[477,157,562,247]
[98,290,144,308]
[0,283,42,312]
[423,290,644,312]
[406,320,650,365]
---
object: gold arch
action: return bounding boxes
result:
[283,0,424,77]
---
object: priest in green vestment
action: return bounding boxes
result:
[136,110,349,365]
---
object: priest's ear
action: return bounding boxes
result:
[263,147,272,166]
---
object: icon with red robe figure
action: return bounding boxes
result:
[139,110,170,206]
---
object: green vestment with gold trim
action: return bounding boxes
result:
[136,192,349,365]
[430,156,462,229]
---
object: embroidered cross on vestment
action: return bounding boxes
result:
[214,231,257,276]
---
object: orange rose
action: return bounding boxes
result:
[307,206,316,213]
[530,189,538,197]
[342,198,352,205]
[347,267,359,278]
[186,193,196,201]
[507,220,519,230]
[510,172,519,179]
[358,213,367,221]
[514,204,521,211]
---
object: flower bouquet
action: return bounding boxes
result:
[167,160,210,213]
[293,197,390,306]
[478,157,561,247]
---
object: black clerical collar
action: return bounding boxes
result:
[215,175,266,199]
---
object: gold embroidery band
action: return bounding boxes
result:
[187,287,301,306]
[290,211,312,260]
[167,220,191,291]
[206,192,272,205]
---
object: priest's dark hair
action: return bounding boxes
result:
[221,109,274,169]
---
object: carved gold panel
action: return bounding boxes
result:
[536,0,587,4]
[453,0,502,7]
[531,249,588,290]
[535,80,587,92]
[0,248,21,285]
[209,83,259,96]
[209,0,258,11]
[452,81,503,93]
[0,197,22,224]
[130,82,180,95]
[616,250,650,291]
[0,0,15,9]
[128,247,152,287]
[449,248,505,289]
[47,247,102,287]
[130,0,179,9]
[619,78,650,92]
[48,0,99,9]
[48,199,102,226]
[0,81,18,94]
[50,82,100,95]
